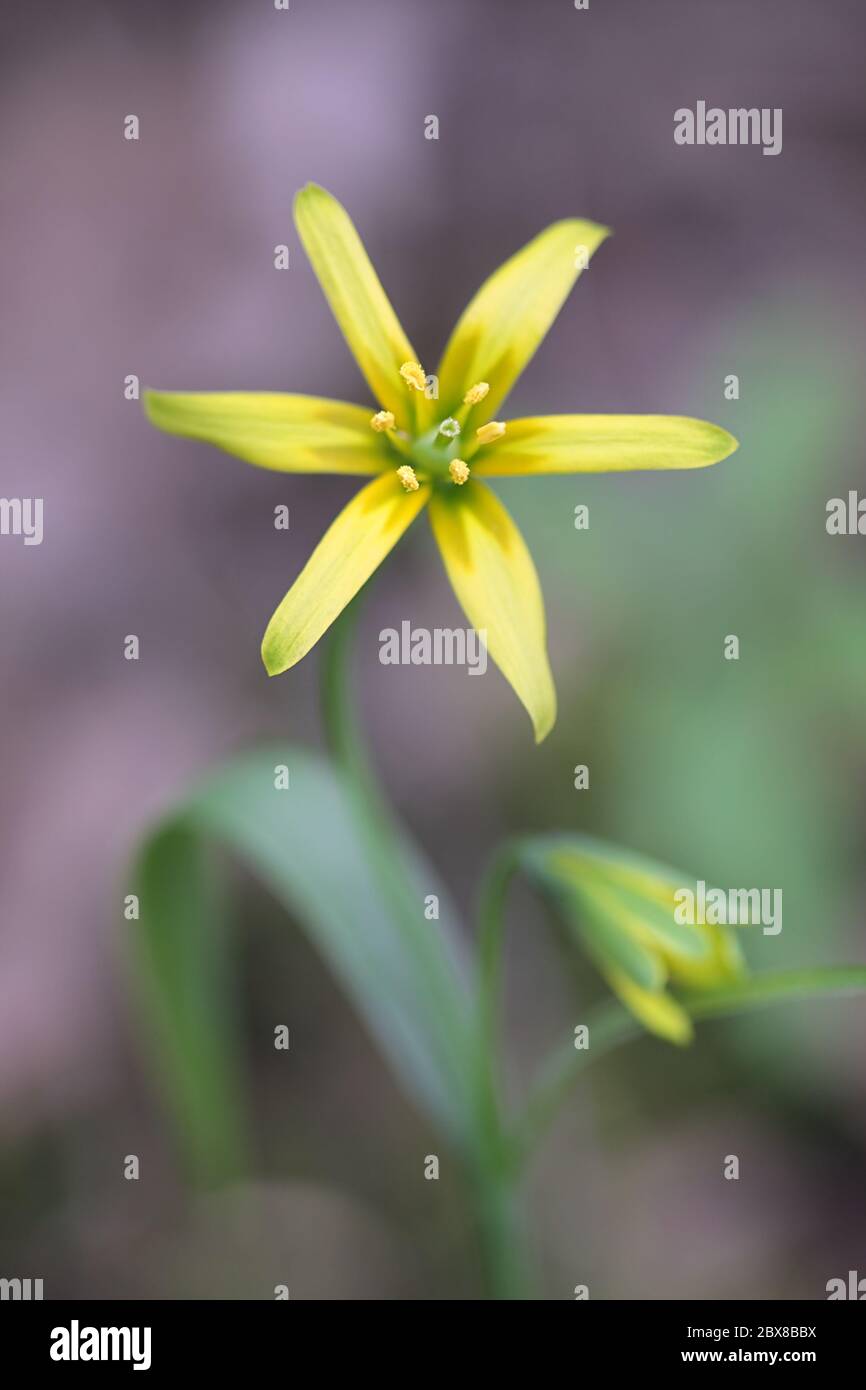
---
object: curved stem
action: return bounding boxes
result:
[512,966,866,1169]
[513,1000,639,1167]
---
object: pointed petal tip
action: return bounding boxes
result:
[293,181,337,217]
[532,700,557,744]
[670,1018,694,1047]
[295,180,324,200]
[558,217,612,251]
[577,217,612,240]
[292,182,321,222]
[551,215,611,236]
[530,655,557,743]
[142,388,171,428]
[701,420,740,464]
[260,634,288,678]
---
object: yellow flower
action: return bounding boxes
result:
[520,835,746,1044]
[144,183,738,742]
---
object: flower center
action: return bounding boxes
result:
[369,365,506,488]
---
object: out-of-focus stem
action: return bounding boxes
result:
[321,596,534,1298]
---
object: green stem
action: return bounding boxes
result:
[513,966,866,1168]
[470,1163,533,1300]
[320,590,384,817]
[320,594,532,1298]
[476,843,520,1153]
[320,590,420,930]
[473,842,534,1298]
[513,1000,640,1166]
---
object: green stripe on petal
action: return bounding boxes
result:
[567,885,667,992]
[144,391,387,475]
[294,184,431,434]
[428,481,556,742]
[261,472,429,675]
[437,219,609,422]
[563,858,713,963]
[474,414,739,475]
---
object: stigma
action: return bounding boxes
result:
[476,421,506,444]
[400,361,427,391]
[463,382,489,406]
[396,464,420,492]
[449,459,470,485]
[370,410,395,432]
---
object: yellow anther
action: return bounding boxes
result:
[449,459,470,485]
[370,410,395,432]
[476,421,506,444]
[400,361,427,391]
[396,464,420,493]
[463,381,490,406]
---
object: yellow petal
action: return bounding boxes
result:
[144,391,385,475]
[262,472,429,675]
[474,414,739,475]
[437,219,609,421]
[428,481,556,742]
[294,184,431,433]
[603,965,694,1046]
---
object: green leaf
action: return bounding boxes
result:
[129,745,477,1183]
[133,821,246,1185]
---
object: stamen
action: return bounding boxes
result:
[399,361,427,391]
[396,464,420,493]
[449,459,470,485]
[476,421,506,444]
[370,410,395,432]
[438,417,461,439]
[463,382,489,406]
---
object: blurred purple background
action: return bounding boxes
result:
[2,0,866,1298]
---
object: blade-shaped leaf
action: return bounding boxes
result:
[130,746,477,1182]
